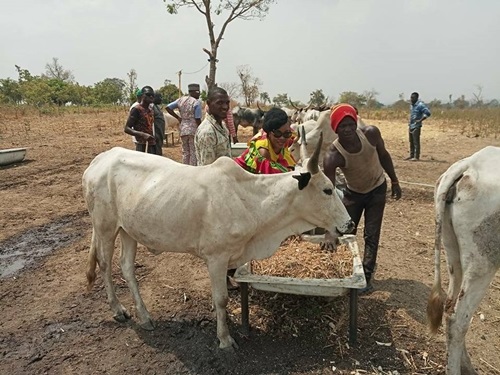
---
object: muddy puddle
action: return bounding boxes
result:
[0,212,88,278]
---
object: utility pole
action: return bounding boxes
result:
[177,70,182,98]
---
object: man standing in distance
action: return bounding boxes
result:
[166,83,202,165]
[406,92,431,161]
[323,104,402,293]
[124,86,156,154]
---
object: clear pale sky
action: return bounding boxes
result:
[1,0,499,105]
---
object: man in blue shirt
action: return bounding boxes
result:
[406,92,431,161]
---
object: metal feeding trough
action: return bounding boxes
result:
[233,234,366,344]
[0,148,27,166]
[230,142,248,158]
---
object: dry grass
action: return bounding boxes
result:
[251,236,353,279]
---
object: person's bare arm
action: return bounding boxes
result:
[322,144,344,186]
[258,148,271,160]
[365,126,401,199]
[165,107,181,123]
[124,109,153,142]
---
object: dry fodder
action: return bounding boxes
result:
[252,236,353,279]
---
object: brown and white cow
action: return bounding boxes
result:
[82,135,353,350]
[427,146,500,375]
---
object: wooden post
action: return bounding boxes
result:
[348,288,358,345]
[177,70,182,98]
[240,282,250,335]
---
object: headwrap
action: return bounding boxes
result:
[330,104,357,133]
[135,88,142,97]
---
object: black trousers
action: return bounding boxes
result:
[135,143,157,154]
[343,181,387,282]
[408,127,421,159]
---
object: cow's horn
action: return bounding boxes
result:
[299,125,308,161]
[306,132,323,175]
[289,99,299,110]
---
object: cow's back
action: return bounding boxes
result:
[82,147,180,219]
[82,148,267,254]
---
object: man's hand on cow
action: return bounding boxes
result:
[391,182,402,200]
[320,230,340,252]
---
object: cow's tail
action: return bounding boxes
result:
[86,229,98,292]
[427,160,467,334]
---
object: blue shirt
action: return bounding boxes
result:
[409,100,431,130]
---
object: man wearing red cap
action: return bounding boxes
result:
[323,104,402,294]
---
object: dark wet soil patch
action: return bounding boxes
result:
[0,211,88,278]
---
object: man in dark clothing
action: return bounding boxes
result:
[407,92,431,161]
[323,104,402,294]
[153,92,165,156]
[124,86,156,154]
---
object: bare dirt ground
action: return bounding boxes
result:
[1,108,499,375]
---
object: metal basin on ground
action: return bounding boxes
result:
[0,148,27,166]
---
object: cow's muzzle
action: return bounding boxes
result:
[336,220,355,236]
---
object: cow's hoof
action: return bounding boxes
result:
[140,319,155,331]
[219,336,239,351]
[113,310,131,323]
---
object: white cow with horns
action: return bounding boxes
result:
[82,133,354,350]
[427,146,500,375]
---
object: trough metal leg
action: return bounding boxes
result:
[240,282,250,335]
[348,288,358,345]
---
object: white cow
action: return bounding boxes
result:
[303,109,321,122]
[82,138,353,350]
[164,111,180,132]
[290,110,334,166]
[427,146,500,375]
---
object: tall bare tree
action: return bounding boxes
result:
[472,84,484,106]
[126,69,138,104]
[44,57,74,82]
[237,65,261,106]
[164,0,275,89]
[218,82,240,99]
[363,89,379,109]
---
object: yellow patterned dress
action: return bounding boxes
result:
[234,131,296,174]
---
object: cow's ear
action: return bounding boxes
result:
[292,172,311,190]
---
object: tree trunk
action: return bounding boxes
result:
[204,48,217,90]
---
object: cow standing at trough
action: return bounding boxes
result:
[427,146,500,375]
[82,137,354,350]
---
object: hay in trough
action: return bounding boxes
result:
[251,236,353,279]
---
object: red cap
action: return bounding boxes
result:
[330,104,357,133]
